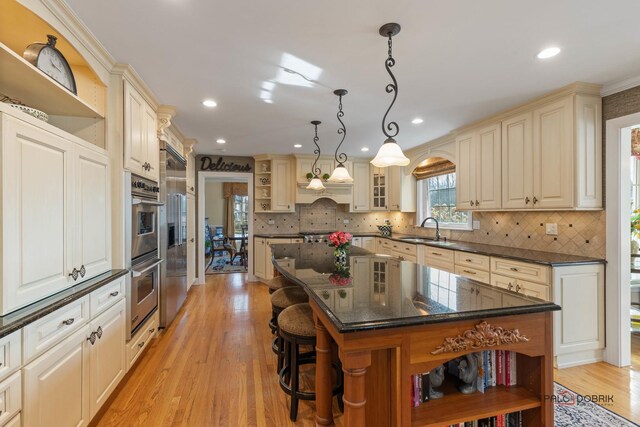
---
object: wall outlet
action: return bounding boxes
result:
[546,223,558,236]
[268,219,275,225]
[473,220,480,230]
[343,219,349,224]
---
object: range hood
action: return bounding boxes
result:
[295,181,353,204]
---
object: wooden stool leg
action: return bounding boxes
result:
[289,340,299,421]
[283,339,291,385]
[277,335,284,374]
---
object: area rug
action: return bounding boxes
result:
[206,256,247,274]
[554,382,638,426]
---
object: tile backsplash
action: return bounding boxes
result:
[254,198,605,258]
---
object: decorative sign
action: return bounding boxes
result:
[197,155,253,173]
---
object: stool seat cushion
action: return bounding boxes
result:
[270,287,309,310]
[268,276,297,292]
[278,303,316,337]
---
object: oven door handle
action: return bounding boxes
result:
[132,198,164,207]
[131,259,164,277]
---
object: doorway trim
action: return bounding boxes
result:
[197,171,253,283]
[605,113,640,367]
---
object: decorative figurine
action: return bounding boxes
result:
[456,353,479,394]
[428,365,445,399]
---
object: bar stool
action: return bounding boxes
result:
[267,275,297,295]
[278,303,342,421]
[269,287,308,374]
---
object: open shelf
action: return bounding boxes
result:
[0,42,104,118]
[411,383,540,427]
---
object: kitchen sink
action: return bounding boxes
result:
[397,237,456,246]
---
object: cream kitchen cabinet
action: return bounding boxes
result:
[187,193,196,289]
[501,94,601,210]
[23,325,92,427]
[387,166,417,212]
[351,161,371,212]
[0,112,112,315]
[456,122,501,210]
[254,156,295,212]
[124,80,158,181]
[370,166,388,210]
[253,237,267,279]
[186,153,196,194]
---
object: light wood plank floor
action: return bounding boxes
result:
[95,273,639,426]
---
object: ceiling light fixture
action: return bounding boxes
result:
[294,144,302,148]
[371,23,410,168]
[216,138,226,144]
[202,99,217,108]
[537,47,561,59]
[361,147,369,152]
[306,120,325,191]
[328,89,353,183]
[264,99,273,104]
[411,118,424,124]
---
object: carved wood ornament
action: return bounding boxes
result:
[431,321,529,355]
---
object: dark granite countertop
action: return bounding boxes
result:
[256,231,604,266]
[254,233,304,239]
[271,244,560,333]
[0,269,128,339]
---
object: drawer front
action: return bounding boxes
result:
[127,311,158,370]
[90,277,125,318]
[0,331,21,383]
[389,241,417,257]
[24,296,90,363]
[395,253,417,263]
[290,238,304,244]
[455,252,490,272]
[424,247,455,265]
[491,273,550,301]
[490,257,550,284]
[455,266,491,284]
[0,372,21,426]
[375,238,386,252]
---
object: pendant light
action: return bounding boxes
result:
[307,120,325,191]
[371,23,410,168]
[327,89,353,183]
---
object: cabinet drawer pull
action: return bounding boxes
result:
[96,326,103,339]
[508,283,514,290]
[87,332,96,345]
[532,196,538,205]
[138,341,145,348]
[515,284,522,293]
[525,197,530,204]
[475,200,479,206]
[465,258,472,262]
[110,291,119,297]
[69,268,79,280]
[62,318,75,326]
[79,265,86,278]
[510,267,519,272]
[463,269,476,275]
[470,200,474,206]
[149,328,156,334]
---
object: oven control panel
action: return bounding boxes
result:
[131,174,160,197]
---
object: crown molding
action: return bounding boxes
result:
[111,63,160,110]
[601,74,640,97]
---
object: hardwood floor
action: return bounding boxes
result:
[94,273,343,427]
[95,273,638,426]
[554,334,640,423]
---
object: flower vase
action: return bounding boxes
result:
[632,239,639,254]
[334,247,347,269]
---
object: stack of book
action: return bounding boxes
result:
[410,350,518,408]
[446,411,523,426]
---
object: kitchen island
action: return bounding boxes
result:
[272,243,560,427]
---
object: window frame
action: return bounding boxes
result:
[416,174,473,231]
[233,194,249,236]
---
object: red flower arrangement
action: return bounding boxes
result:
[329,273,352,286]
[328,231,352,249]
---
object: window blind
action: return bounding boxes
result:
[412,157,455,181]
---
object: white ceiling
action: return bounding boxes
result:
[65,0,640,157]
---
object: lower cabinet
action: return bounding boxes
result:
[24,325,92,427]
[0,372,21,426]
[254,238,301,281]
[126,311,158,370]
[89,300,126,417]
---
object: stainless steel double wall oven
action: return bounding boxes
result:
[126,172,163,339]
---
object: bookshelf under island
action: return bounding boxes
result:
[271,243,560,427]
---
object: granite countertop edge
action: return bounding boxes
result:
[0,269,128,339]
[256,232,605,266]
[272,260,561,334]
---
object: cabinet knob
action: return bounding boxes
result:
[69,268,79,280]
[508,283,514,290]
[96,326,103,339]
[470,200,474,206]
[190,238,195,243]
[475,200,479,206]
[532,196,538,205]
[79,265,86,278]
[149,328,156,333]
[62,318,75,326]
[190,186,194,191]
[515,284,522,293]
[87,332,97,345]
[525,197,530,204]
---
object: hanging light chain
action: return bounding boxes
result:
[334,90,348,165]
[382,31,399,140]
[311,121,322,178]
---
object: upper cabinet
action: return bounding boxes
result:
[351,161,371,212]
[457,121,503,211]
[370,166,388,210]
[0,110,112,315]
[186,153,196,195]
[124,81,158,181]
[254,155,295,213]
[456,85,602,211]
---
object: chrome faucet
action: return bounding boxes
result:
[420,216,440,241]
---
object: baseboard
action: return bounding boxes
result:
[555,349,604,369]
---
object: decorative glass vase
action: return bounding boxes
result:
[333,247,348,268]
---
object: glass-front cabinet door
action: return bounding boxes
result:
[371,167,387,210]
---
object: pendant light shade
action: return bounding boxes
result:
[306,120,325,191]
[371,138,410,167]
[328,89,353,183]
[371,23,410,168]
[307,177,325,191]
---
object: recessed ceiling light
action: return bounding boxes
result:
[537,47,561,59]
[216,138,226,144]
[294,144,302,148]
[411,118,424,124]
[264,99,273,104]
[361,147,369,152]
[202,99,217,107]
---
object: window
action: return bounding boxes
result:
[417,172,472,230]
[233,195,249,236]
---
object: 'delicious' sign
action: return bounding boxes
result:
[197,155,253,173]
